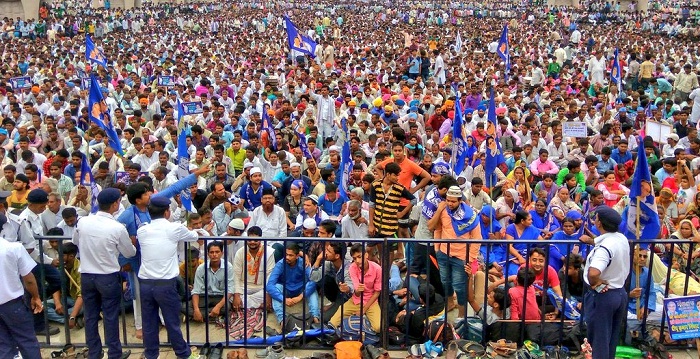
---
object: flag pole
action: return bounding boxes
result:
[635,195,641,315]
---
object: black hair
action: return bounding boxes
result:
[349,243,364,256]
[207,241,224,252]
[46,227,64,236]
[286,242,301,254]
[147,203,169,219]
[247,226,262,236]
[319,219,337,234]
[514,210,530,224]
[63,242,78,256]
[516,267,536,287]
[327,241,346,258]
[385,162,401,175]
[61,207,77,219]
[126,183,150,205]
[437,175,458,190]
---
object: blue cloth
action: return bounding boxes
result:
[505,224,542,254]
[82,273,124,359]
[530,210,559,233]
[596,156,618,173]
[139,279,190,359]
[270,283,320,323]
[318,193,347,217]
[0,297,41,358]
[239,181,273,211]
[627,267,657,314]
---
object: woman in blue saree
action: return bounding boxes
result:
[530,199,560,239]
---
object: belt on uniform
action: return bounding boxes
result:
[139,278,177,286]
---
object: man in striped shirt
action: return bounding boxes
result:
[368,162,416,239]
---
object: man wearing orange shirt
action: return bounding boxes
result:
[376,141,431,241]
[428,185,481,317]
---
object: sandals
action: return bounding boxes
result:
[488,339,518,356]
[51,344,77,359]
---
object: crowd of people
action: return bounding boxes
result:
[3,0,700,358]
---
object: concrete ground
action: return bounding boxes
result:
[37,304,699,359]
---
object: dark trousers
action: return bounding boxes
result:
[584,288,628,359]
[319,274,347,321]
[0,297,41,359]
[140,278,190,359]
[82,273,124,359]
[32,263,61,332]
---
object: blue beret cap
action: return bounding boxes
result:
[97,188,121,205]
[149,196,171,208]
[27,189,48,203]
[595,205,621,229]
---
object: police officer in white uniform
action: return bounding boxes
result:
[0,189,61,336]
[137,196,199,359]
[73,188,136,359]
[0,213,43,359]
[580,206,630,359]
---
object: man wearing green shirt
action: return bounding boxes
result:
[556,160,585,188]
[225,139,246,177]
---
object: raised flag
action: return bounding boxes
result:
[284,16,318,58]
[452,100,468,175]
[85,34,108,68]
[296,129,313,159]
[610,48,622,87]
[455,32,463,53]
[339,118,353,199]
[496,24,510,79]
[261,106,277,151]
[620,136,661,249]
[484,87,506,187]
[88,74,123,155]
[79,154,99,214]
[177,100,192,212]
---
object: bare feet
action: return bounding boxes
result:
[135,329,142,339]
[446,296,456,312]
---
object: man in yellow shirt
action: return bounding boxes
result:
[638,54,655,91]
[8,173,30,212]
[47,242,83,329]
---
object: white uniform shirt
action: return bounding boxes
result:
[0,238,36,304]
[73,211,136,274]
[584,231,630,289]
[137,218,198,280]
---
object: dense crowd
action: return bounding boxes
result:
[2,0,700,358]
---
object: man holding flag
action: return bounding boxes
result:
[452,100,468,177]
[284,16,317,66]
[496,24,510,80]
[88,74,123,156]
[484,88,506,189]
[611,48,623,90]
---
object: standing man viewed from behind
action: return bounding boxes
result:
[579,206,630,359]
[73,188,136,359]
[0,213,42,359]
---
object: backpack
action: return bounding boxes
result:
[283,313,313,347]
[456,316,483,343]
[340,315,380,345]
[425,319,457,345]
[386,326,405,347]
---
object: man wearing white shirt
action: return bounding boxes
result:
[132,142,160,170]
[137,196,199,359]
[72,188,136,359]
[56,207,79,238]
[247,189,287,239]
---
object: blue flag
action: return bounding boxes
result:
[496,24,510,79]
[296,129,313,159]
[339,118,353,199]
[176,100,192,212]
[621,136,660,249]
[79,154,100,214]
[452,100,468,175]
[85,34,108,68]
[261,106,277,151]
[88,74,123,155]
[484,88,505,187]
[284,16,317,58]
[644,100,653,118]
[610,48,622,87]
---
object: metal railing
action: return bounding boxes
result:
[31,235,700,351]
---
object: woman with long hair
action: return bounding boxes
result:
[533,173,558,203]
[530,198,559,239]
[510,166,533,211]
[505,210,543,266]
[597,170,630,207]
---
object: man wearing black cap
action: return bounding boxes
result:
[137,195,200,359]
[579,206,630,359]
[73,188,135,359]
[20,188,64,335]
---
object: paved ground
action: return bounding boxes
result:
[37,308,699,359]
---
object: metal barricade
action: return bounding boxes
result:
[32,236,699,351]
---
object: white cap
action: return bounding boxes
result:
[228,218,245,230]
[302,218,317,229]
[243,162,254,169]
[667,134,679,142]
[250,167,262,175]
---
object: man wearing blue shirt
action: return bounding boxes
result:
[596,147,618,173]
[625,247,658,344]
[266,243,320,325]
[610,140,632,165]
[239,167,272,211]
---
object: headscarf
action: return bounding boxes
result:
[465,135,478,166]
